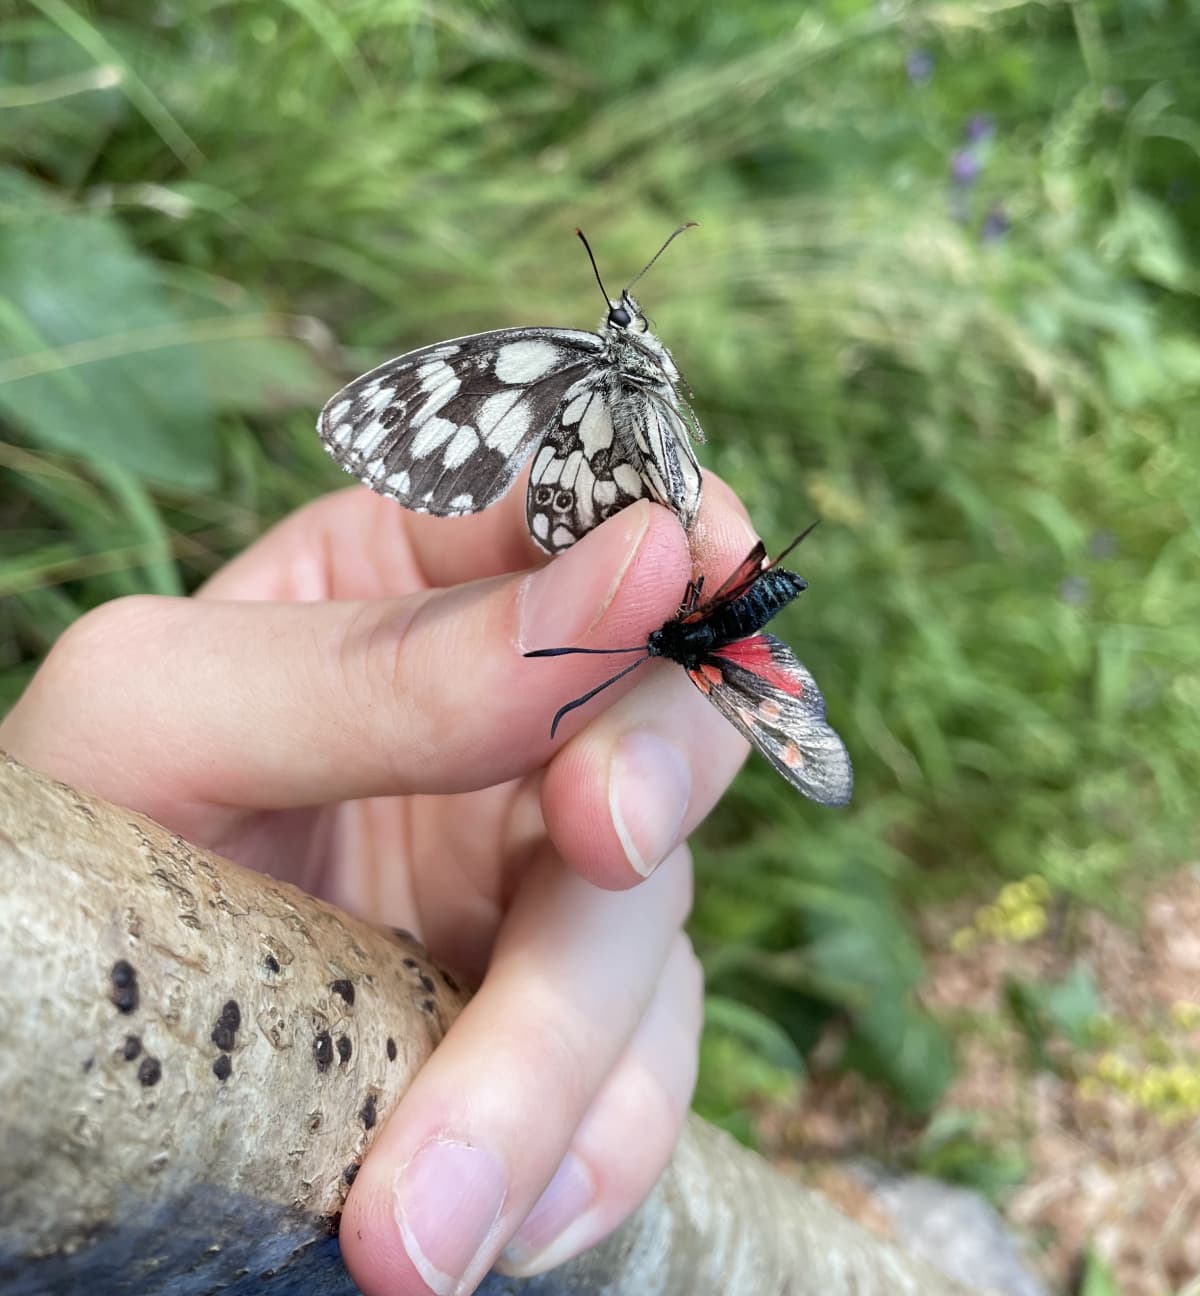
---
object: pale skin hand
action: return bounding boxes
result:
[0,474,756,1296]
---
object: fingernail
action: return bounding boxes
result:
[517,500,651,651]
[609,731,691,878]
[392,1137,507,1296]
[499,1152,593,1273]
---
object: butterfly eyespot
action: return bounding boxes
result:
[553,489,574,512]
[534,485,554,507]
[608,305,632,328]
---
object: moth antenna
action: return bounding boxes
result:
[548,656,651,738]
[576,229,613,311]
[525,645,646,658]
[624,221,698,293]
[773,519,821,568]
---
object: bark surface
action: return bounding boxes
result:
[0,754,976,1295]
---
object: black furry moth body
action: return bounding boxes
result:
[317,227,704,555]
[525,527,854,806]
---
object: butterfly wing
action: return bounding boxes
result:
[687,634,853,806]
[526,377,703,554]
[318,327,602,517]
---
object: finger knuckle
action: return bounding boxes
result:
[336,596,433,777]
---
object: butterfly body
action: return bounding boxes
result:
[318,230,703,555]
[526,531,853,806]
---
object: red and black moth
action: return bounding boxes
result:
[524,525,854,806]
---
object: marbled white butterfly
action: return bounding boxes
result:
[317,226,704,554]
[525,525,854,806]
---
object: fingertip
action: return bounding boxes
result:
[516,500,690,657]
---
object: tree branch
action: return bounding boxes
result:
[0,754,975,1295]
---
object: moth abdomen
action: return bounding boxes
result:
[705,569,807,645]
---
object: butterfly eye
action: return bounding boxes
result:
[608,305,632,328]
[553,489,574,512]
[534,485,554,507]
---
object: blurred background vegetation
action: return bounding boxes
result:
[2,0,1198,1284]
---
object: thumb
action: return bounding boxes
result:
[0,503,691,820]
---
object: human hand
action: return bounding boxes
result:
[0,477,755,1295]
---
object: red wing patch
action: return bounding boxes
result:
[688,662,723,695]
[712,635,806,696]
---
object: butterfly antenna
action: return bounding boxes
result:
[576,229,613,310]
[524,645,646,658]
[773,519,821,568]
[625,221,698,293]
[547,656,651,739]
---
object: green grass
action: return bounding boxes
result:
[2,0,1198,1135]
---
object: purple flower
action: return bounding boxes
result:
[965,113,996,144]
[906,50,934,86]
[982,206,1009,243]
[1088,530,1118,559]
[951,149,982,187]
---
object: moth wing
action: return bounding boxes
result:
[525,379,703,555]
[318,327,602,516]
[681,542,770,621]
[688,634,853,806]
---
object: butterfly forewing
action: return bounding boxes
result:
[319,327,602,520]
[689,634,853,806]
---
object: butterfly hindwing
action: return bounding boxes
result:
[688,634,853,806]
[319,327,602,520]
[527,374,703,553]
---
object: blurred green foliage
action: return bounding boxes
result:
[2,0,1198,1137]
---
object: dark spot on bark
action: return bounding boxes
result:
[83,1056,94,1072]
[110,960,139,1014]
[418,972,435,993]
[441,970,461,993]
[138,1056,162,1086]
[337,1035,352,1064]
[308,1112,322,1132]
[386,1037,396,1061]
[210,1000,241,1052]
[402,957,419,970]
[314,1030,333,1072]
[343,1162,360,1186]
[264,954,280,974]
[420,998,436,1015]
[360,1094,377,1130]
[212,1054,232,1081]
[122,1035,142,1061]
[330,979,355,1005]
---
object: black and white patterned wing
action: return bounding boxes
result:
[526,379,703,554]
[318,327,602,517]
[688,634,853,806]
[628,391,703,529]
